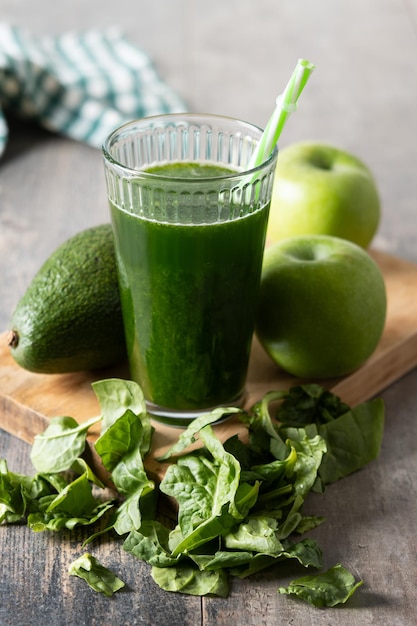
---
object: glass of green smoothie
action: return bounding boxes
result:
[102,113,278,425]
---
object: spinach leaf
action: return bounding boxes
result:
[95,408,145,472]
[241,390,288,460]
[168,479,260,558]
[25,461,115,533]
[92,378,153,457]
[92,377,146,427]
[70,458,105,488]
[278,563,363,607]
[30,415,101,473]
[199,425,243,520]
[112,485,155,536]
[230,537,323,579]
[160,455,217,536]
[169,505,239,557]
[236,428,325,541]
[160,425,241,537]
[69,553,125,596]
[284,429,327,498]
[160,425,264,559]
[110,445,155,535]
[279,538,323,569]
[229,554,277,578]
[45,471,98,517]
[276,384,350,426]
[245,449,296,482]
[27,500,114,532]
[0,458,66,524]
[189,550,254,571]
[151,564,229,598]
[317,398,385,484]
[123,521,182,567]
[157,407,242,461]
[0,458,28,523]
[93,379,156,535]
[273,385,385,485]
[295,515,326,534]
[224,516,284,554]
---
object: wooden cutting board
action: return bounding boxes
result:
[1,249,417,482]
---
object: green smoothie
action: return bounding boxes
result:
[110,161,270,417]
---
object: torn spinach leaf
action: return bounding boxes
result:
[278,563,363,607]
[69,553,125,597]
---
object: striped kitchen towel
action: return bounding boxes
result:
[0,23,187,157]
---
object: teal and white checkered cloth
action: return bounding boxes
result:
[0,23,187,156]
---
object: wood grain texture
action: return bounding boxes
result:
[1,249,417,483]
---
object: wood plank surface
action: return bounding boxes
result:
[1,249,417,481]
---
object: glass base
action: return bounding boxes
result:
[146,391,245,428]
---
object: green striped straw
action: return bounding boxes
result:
[249,58,315,169]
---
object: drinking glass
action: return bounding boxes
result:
[102,113,278,425]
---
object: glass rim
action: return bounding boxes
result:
[101,112,278,182]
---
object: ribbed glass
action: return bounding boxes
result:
[103,114,277,225]
[102,114,278,424]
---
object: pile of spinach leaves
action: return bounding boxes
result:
[0,379,384,607]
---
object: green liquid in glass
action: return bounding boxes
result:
[111,161,270,418]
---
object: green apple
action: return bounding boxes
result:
[268,142,381,248]
[256,235,387,379]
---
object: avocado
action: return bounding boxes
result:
[7,223,127,373]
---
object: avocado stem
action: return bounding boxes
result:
[7,330,19,349]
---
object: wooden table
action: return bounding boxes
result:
[1,1,417,624]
